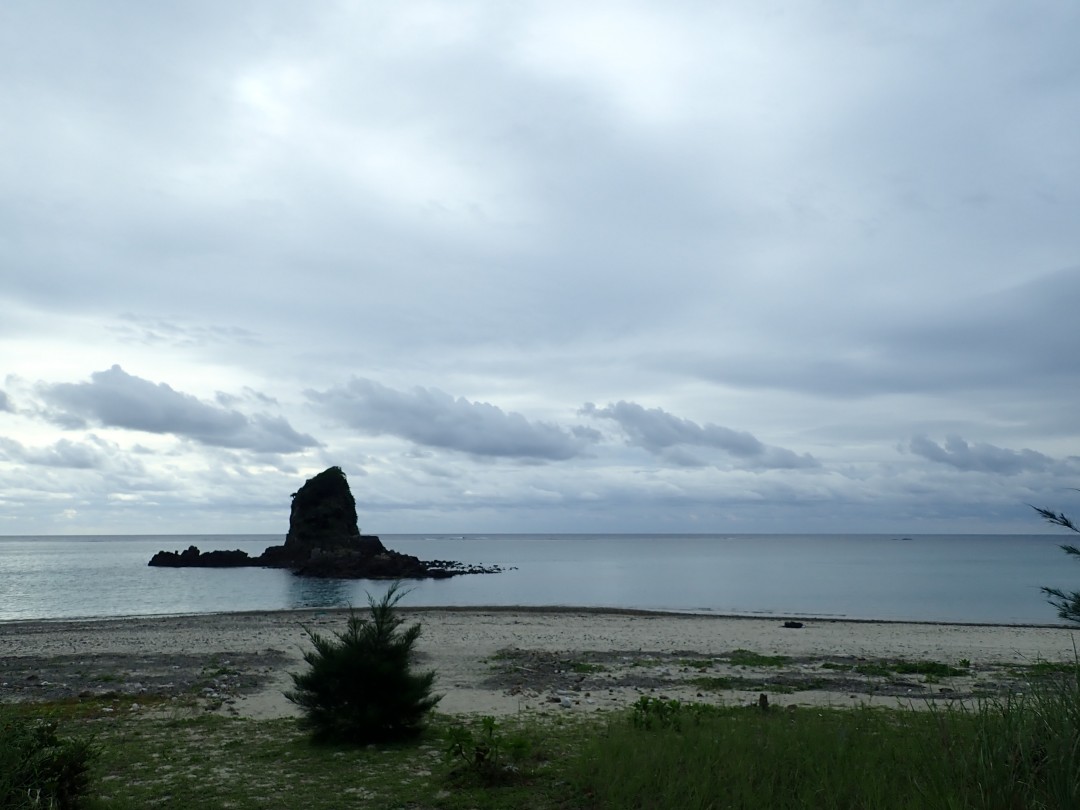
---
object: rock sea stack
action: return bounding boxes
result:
[149,466,502,579]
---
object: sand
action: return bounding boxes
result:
[2,608,1077,719]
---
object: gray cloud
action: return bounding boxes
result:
[671,265,1080,404]
[0,436,103,469]
[38,365,319,453]
[307,378,593,461]
[108,315,262,350]
[0,434,146,474]
[909,435,1072,476]
[582,401,819,470]
[1,3,1078,533]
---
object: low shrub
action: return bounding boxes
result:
[0,708,94,810]
[443,715,531,783]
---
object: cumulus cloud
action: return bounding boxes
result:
[38,365,319,453]
[307,378,593,461]
[909,434,1067,476]
[581,401,818,470]
[0,390,11,412]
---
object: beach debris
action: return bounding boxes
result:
[782,621,804,629]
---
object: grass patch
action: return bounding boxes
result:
[1015,660,1080,678]
[892,660,967,678]
[79,711,592,809]
[15,657,1080,809]
[577,704,955,807]
[576,674,1080,810]
[688,675,736,691]
[689,675,801,694]
[724,649,790,667]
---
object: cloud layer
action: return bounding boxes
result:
[1,2,1078,534]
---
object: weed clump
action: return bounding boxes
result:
[443,715,531,783]
[0,708,94,809]
[285,581,440,744]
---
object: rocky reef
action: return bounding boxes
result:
[149,466,501,579]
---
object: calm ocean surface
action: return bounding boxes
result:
[0,534,1074,625]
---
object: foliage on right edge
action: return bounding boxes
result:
[285,581,441,744]
[1034,493,1080,623]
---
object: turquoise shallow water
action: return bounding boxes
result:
[0,533,1072,624]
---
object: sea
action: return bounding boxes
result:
[0,534,1076,626]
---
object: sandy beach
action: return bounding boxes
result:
[2,608,1077,719]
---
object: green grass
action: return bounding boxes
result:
[1014,659,1080,677]
[75,708,594,809]
[11,659,1080,809]
[725,649,790,667]
[689,675,802,694]
[892,660,967,678]
[576,677,1080,809]
[687,675,742,691]
[851,659,968,678]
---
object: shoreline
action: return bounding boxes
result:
[0,603,1068,630]
[2,608,1078,720]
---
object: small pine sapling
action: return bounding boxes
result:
[286,581,441,743]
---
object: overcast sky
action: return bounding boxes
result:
[2,1,1079,536]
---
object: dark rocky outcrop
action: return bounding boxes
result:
[148,466,502,579]
[284,466,361,552]
[148,546,251,568]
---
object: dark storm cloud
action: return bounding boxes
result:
[38,365,318,453]
[581,401,818,470]
[909,435,1076,476]
[307,378,593,461]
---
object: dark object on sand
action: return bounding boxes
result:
[782,621,804,629]
[149,466,501,579]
